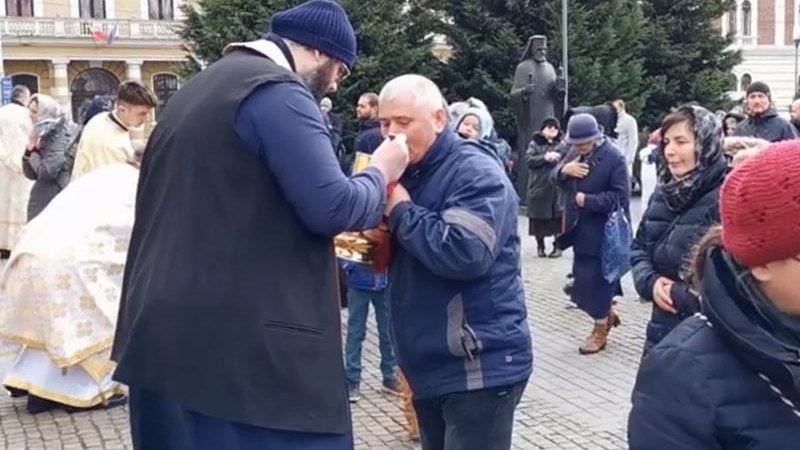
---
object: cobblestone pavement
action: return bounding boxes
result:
[0,202,649,449]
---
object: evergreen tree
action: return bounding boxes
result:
[178,0,438,147]
[544,0,647,117]
[638,0,741,128]
[410,0,549,137]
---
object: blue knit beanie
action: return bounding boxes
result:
[268,0,357,69]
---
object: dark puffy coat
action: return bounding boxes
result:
[22,116,80,220]
[354,118,383,155]
[631,164,725,355]
[629,248,800,449]
[733,106,797,142]
[525,132,566,220]
[553,139,630,257]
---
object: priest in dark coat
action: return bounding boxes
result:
[110,2,409,449]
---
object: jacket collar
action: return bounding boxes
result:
[701,248,800,404]
[401,129,458,188]
[223,37,295,73]
[108,111,129,132]
[360,118,380,131]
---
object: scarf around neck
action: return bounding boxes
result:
[657,105,726,212]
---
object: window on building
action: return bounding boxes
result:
[10,74,38,95]
[152,73,179,119]
[79,0,106,19]
[727,2,737,35]
[71,68,119,120]
[5,0,34,17]
[740,73,752,92]
[742,0,752,36]
[149,0,174,20]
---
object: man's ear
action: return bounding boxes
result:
[433,109,448,134]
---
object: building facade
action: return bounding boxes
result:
[726,0,800,114]
[1,0,185,121]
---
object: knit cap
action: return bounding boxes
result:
[721,140,800,267]
[745,81,771,98]
[268,0,357,68]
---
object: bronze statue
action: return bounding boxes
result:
[511,35,565,202]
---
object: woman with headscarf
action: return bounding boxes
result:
[630,105,728,356]
[525,117,566,258]
[553,114,630,354]
[722,112,745,137]
[455,107,511,167]
[21,94,79,221]
[629,142,800,449]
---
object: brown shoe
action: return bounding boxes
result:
[579,322,609,355]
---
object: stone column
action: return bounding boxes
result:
[51,58,71,119]
[126,60,143,82]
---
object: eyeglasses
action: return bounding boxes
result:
[337,63,351,83]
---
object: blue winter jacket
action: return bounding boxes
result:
[631,163,725,355]
[388,129,533,399]
[629,248,800,449]
[552,139,630,256]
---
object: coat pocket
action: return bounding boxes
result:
[446,294,484,361]
[263,320,324,338]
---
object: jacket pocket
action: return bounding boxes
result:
[446,294,484,361]
[263,320,324,338]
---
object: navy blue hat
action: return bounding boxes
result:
[565,113,604,145]
[269,0,357,69]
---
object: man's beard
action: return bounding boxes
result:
[792,117,800,128]
[301,60,338,102]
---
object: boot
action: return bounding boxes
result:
[579,322,609,355]
[548,248,563,258]
[536,237,546,258]
[607,309,622,334]
[399,372,419,441]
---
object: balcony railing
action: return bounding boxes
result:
[0,17,181,41]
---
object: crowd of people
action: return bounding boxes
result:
[0,1,798,449]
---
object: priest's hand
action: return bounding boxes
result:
[370,135,409,184]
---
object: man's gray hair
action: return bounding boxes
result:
[11,85,30,103]
[380,75,446,113]
[320,97,333,109]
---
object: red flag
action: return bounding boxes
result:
[92,29,108,41]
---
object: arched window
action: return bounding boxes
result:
[71,68,119,120]
[152,73,179,120]
[742,0,752,36]
[10,74,38,95]
[727,1,737,35]
[740,73,752,92]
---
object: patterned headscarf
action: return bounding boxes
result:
[657,104,727,212]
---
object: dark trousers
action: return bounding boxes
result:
[412,380,527,450]
[129,386,353,450]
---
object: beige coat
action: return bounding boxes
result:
[0,103,34,250]
[71,112,134,181]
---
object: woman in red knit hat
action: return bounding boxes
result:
[628,141,800,449]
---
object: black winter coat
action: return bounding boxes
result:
[525,132,566,220]
[629,248,800,449]
[733,106,797,142]
[631,163,725,355]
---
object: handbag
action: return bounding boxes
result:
[601,201,632,283]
